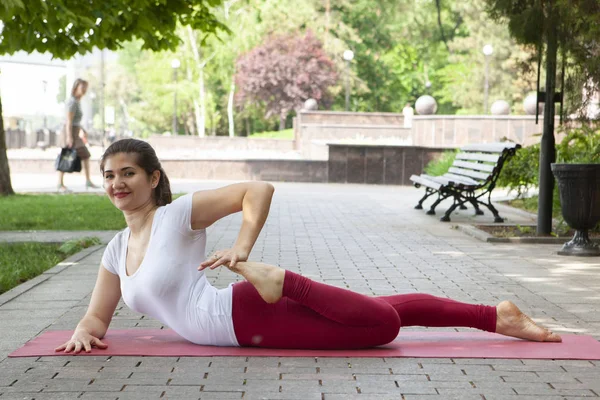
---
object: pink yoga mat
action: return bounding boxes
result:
[9,329,600,360]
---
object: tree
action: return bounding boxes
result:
[0,0,227,195]
[484,0,600,234]
[235,31,338,130]
[432,1,537,114]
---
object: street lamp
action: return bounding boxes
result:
[482,44,493,114]
[171,58,181,134]
[343,50,354,111]
[41,80,48,129]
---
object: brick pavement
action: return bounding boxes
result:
[1,182,599,400]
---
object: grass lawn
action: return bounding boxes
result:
[0,238,100,294]
[248,128,294,139]
[0,194,126,230]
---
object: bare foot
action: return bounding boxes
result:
[495,301,562,342]
[230,262,285,304]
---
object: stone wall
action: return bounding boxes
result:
[147,135,295,153]
[9,145,444,185]
[295,111,411,160]
[8,158,328,183]
[411,115,558,147]
[327,144,445,185]
[8,112,557,159]
[159,159,327,182]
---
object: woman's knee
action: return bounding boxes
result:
[374,305,401,345]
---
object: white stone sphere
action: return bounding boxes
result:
[303,98,318,111]
[523,94,543,115]
[491,100,510,115]
[415,95,438,115]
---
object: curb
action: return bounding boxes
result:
[453,224,495,242]
[0,244,105,307]
[0,231,118,245]
[454,224,600,245]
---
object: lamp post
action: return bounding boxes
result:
[41,80,48,129]
[482,44,493,114]
[171,59,181,134]
[343,50,354,111]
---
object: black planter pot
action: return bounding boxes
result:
[551,163,600,257]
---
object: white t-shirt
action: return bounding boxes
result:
[101,193,239,347]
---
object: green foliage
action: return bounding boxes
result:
[484,0,600,119]
[0,0,228,59]
[496,142,540,196]
[498,126,600,232]
[0,239,99,294]
[424,150,459,176]
[485,1,545,46]
[498,126,600,196]
[556,126,600,164]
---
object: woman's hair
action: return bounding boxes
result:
[100,139,172,206]
[71,78,88,97]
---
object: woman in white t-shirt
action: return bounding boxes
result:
[56,139,561,354]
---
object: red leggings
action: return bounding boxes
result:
[232,271,497,349]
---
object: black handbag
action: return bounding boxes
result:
[55,147,82,173]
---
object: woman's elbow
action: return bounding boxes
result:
[258,181,275,194]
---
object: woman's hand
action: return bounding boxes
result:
[199,247,249,271]
[79,129,88,145]
[66,138,74,148]
[54,329,108,354]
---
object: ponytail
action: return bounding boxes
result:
[155,167,172,206]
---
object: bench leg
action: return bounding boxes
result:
[440,199,463,222]
[475,198,504,223]
[426,192,450,215]
[415,188,435,210]
[459,204,468,210]
[467,199,484,215]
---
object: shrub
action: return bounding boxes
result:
[497,143,540,196]
[424,150,459,176]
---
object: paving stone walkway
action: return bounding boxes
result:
[1,182,599,400]
[0,231,118,244]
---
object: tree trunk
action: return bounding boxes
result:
[279,114,286,131]
[537,5,558,235]
[0,94,15,196]
[187,26,206,137]
[325,0,330,47]
[198,67,206,137]
[228,80,235,137]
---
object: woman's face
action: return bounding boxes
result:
[102,152,159,211]
[76,83,88,98]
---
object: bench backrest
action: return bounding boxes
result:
[447,142,521,188]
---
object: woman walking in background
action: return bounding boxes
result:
[57,78,98,192]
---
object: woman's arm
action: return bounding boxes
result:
[76,265,121,337]
[65,111,75,147]
[55,265,121,353]
[192,182,275,268]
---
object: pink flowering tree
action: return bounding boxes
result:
[235,31,338,130]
